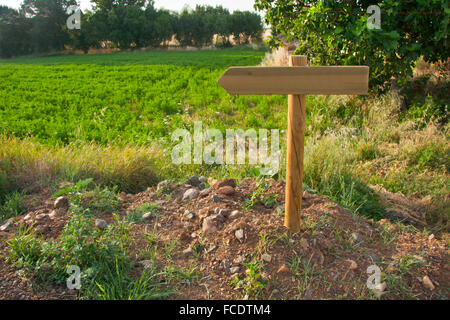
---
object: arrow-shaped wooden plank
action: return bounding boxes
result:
[218,66,369,95]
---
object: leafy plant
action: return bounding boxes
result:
[255,0,449,91]
[231,261,268,299]
[0,191,25,223]
[126,203,160,224]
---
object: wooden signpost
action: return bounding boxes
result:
[218,55,369,233]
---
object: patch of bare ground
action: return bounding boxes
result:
[1,178,448,300]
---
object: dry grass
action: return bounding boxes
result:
[0,135,161,193]
[260,47,290,67]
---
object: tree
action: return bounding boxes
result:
[228,11,263,45]
[0,6,33,58]
[255,0,449,90]
[20,0,77,53]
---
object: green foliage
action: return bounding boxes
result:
[243,177,279,211]
[126,203,160,224]
[7,209,173,300]
[0,191,25,223]
[0,50,268,146]
[7,225,44,268]
[52,178,94,198]
[231,261,268,299]
[255,0,449,91]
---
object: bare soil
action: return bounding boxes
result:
[1,178,448,300]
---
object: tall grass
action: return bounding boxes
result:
[0,135,160,193]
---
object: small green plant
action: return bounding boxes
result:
[231,261,268,299]
[0,191,26,223]
[7,209,172,300]
[52,178,94,198]
[126,203,160,224]
[243,178,278,211]
[7,225,44,269]
[81,185,119,216]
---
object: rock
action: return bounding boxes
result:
[186,176,201,187]
[218,186,235,196]
[277,265,290,275]
[35,213,48,221]
[219,209,230,218]
[214,207,221,214]
[303,288,314,300]
[199,176,207,183]
[364,252,380,264]
[202,217,217,234]
[154,200,165,206]
[95,219,108,230]
[233,255,245,264]
[198,183,206,190]
[385,209,406,221]
[199,188,211,197]
[54,196,69,210]
[178,231,191,241]
[183,247,194,257]
[423,276,435,290]
[211,195,221,203]
[220,260,230,271]
[373,282,387,298]
[213,179,236,190]
[235,229,245,242]
[351,232,364,245]
[262,253,272,263]
[230,266,240,274]
[48,211,57,219]
[187,213,195,220]
[142,212,154,220]
[347,259,358,270]
[183,188,199,201]
[211,214,224,223]
[35,225,50,234]
[229,210,241,220]
[137,260,152,268]
[198,208,210,219]
[0,219,14,232]
[157,180,170,192]
[300,238,309,250]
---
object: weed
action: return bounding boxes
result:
[0,191,26,223]
[231,261,268,299]
[126,203,160,224]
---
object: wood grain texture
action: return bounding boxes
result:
[217,66,369,95]
[285,55,307,233]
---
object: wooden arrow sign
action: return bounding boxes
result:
[218,66,369,95]
[217,56,369,233]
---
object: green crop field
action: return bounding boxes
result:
[0,49,291,145]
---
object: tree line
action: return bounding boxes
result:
[0,0,264,58]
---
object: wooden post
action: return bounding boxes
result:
[217,58,369,233]
[285,55,307,233]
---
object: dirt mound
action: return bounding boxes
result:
[0,178,448,300]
